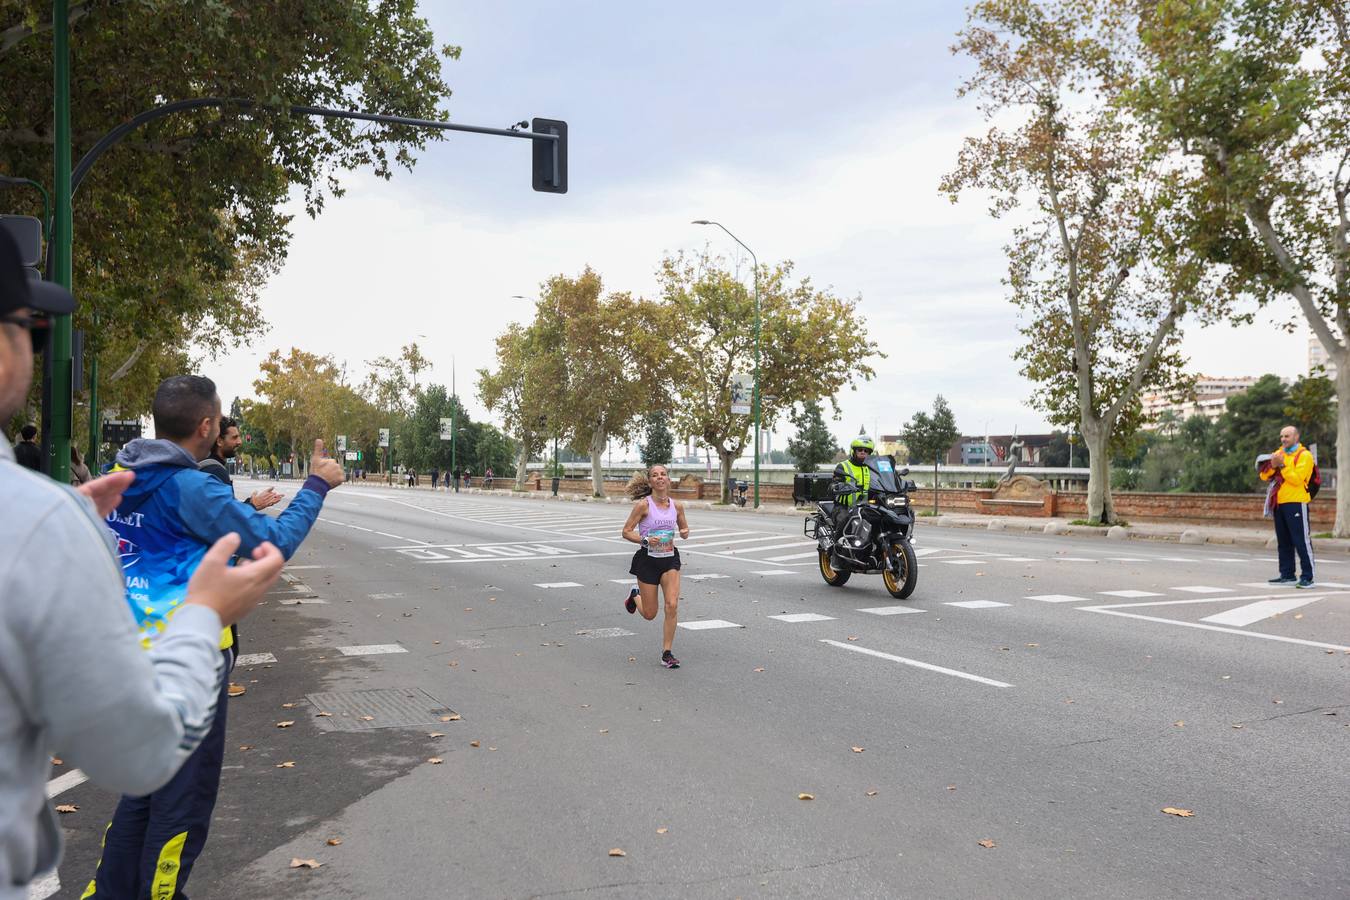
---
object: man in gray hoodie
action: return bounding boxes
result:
[0,229,284,899]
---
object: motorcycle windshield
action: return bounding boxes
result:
[866,455,903,493]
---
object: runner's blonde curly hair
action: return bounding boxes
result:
[625,465,669,500]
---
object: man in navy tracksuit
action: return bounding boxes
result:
[86,375,343,899]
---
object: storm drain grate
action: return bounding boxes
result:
[306,687,456,732]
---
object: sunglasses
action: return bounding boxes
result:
[1,312,50,353]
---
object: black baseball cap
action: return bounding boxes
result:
[0,227,75,317]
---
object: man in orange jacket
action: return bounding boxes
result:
[1260,425,1316,588]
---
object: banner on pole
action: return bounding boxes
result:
[440,418,454,441]
[344,451,358,461]
[378,428,390,448]
[336,435,347,452]
[730,373,752,415]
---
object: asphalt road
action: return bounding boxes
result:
[43,480,1350,899]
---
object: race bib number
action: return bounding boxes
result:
[647,529,675,558]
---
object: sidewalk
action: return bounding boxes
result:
[324,476,1350,554]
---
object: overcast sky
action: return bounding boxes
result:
[199,0,1316,455]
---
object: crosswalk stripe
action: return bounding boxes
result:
[764,551,820,562]
[1099,590,1163,598]
[769,612,836,623]
[1201,596,1323,627]
[678,619,744,630]
[858,606,924,616]
[534,582,584,588]
[1026,594,1089,603]
[945,600,1010,609]
[1174,586,1232,594]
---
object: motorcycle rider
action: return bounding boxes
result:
[832,436,875,545]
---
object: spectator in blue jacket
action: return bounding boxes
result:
[85,375,343,900]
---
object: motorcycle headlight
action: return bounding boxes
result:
[886,496,907,508]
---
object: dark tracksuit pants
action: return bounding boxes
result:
[1274,502,1315,581]
[85,650,231,900]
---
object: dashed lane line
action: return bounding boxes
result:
[534,582,584,588]
[768,613,836,623]
[821,640,1013,688]
[678,619,744,630]
[1174,586,1233,594]
[1027,594,1091,603]
[858,606,925,616]
[752,570,795,576]
[46,768,87,798]
[945,600,1010,609]
[764,551,821,562]
[1099,590,1164,598]
[335,644,408,657]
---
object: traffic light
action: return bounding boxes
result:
[531,118,567,194]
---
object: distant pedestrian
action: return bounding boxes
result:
[431,467,439,490]
[485,466,494,489]
[69,445,92,485]
[620,465,690,669]
[13,423,39,470]
[463,467,472,489]
[1260,425,1317,588]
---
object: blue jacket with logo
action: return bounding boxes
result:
[109,439,331,648]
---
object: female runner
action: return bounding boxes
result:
[620,465,690,668]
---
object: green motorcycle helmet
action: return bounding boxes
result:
[850,435,875,454]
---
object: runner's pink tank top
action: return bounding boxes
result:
[640,496,678,557]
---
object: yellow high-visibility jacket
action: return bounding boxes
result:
[1260,445,1314,505]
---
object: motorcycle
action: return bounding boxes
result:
[732,479,749,507]
[796,454,919,599]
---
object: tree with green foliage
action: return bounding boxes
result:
[1130,0,1349,532]
[0,1,457,419]
[658,250,880,500]
[477,320,564,489]
[902,396,961,511]
[1285,375,1337,462]
[944,0,1225,524]
[640,410,674,467]
[786,400,838,472]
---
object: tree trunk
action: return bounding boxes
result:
[718,448,736,502]
[1336,364,1350,537]
[1081,421,1114,524]
[514,438,530,490]
[589,427,606,498]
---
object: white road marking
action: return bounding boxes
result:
[610,578,637,584]
[1209,558,1255,563]
[716,541,816,555]
[27,872,59,899]
[285,565,325,570]
[534,581,584,588]
[998,557,1040,562]
[335,644,408,656]
[1026,594,1090,603]
[1158,557,1198,562]
[368,592,405,600]
[235,652,277,666]
[46,768,87,798]
[1200,596,1326,627]
[373,531,407,540]
[678,619,744,630]
[1053,557,1096,562]
[1080,603,1350,651]
[858,606,925,616]
[577,627,636,638]
[768,613,837,623]
[944,600,1010,609]
[942,560,986,566]
[680,534,795,550]
[913,547,943,557]
[1099,590,1163,598]
[278,596,328,605]
[1174,586,1233,594]
[821,640,1012,688]
[1238,582,1294,588]
[686,574,729,581]
[753,570,795,576]
[1105,558,1148,562]
[764,551,822,562]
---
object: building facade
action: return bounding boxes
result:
[1140,375,1261,428]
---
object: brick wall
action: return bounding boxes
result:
[1054,490,1336,527]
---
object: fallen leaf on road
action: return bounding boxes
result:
[50,757,62,766]
[1273,699,1284,705]
[360,715,375,721]
[315,712,332,718]
[489,746,498,751]
[977,839,996,849]
[470,741,480,748]
[1173,721,1185,727]
[276,761,295,768]
[851,746,865,753]
[238,745,253,751]
[447,661,459,667]
[1161,807,1194,817]
[753,667,765,673]
[428,732,445,738]
[628,656,636,662]
[276,721,295,728]
[608,848,626,857]
[656,828,668,835]
[797,793,815,801]
[1026,643,1039,648]
[55,804,78,814]
[580,704,590,708]
[282,702,296,709]
[847,636,859,641]
[428,757,443,765]
[947,785,957,791]
[1232,724,1244,729]
[433,640,441,645]
[1221,675,1231,680]
[441,714,461,721]
[1293,613,1303,620]
[228,683,246,697]
[599,729,609,734]
[866,790,878,797]
[464,608,473,612]
[289,858,321,869]
[326,838,342,846]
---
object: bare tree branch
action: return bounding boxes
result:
[1245,202,1346,362]
[0,2,91,55]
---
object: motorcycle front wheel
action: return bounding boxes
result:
[883,539,917,599]
[819,549,851,587]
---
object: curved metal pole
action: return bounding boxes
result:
[697,219,760,508]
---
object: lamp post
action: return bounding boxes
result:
[692,219,760,509]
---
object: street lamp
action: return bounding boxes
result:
[692,219,761,509]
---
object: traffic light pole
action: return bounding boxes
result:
[49,0,72,484]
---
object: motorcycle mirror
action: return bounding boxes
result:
[896,466,910,476]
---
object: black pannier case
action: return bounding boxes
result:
[793,472,834,504]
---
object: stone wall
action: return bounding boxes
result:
[1054,490,1337,528]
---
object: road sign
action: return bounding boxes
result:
[378,428,390,448]
[344,451,358,461]
[336,435,347,452]
[730,373,752,415]
[440,418,453,441]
